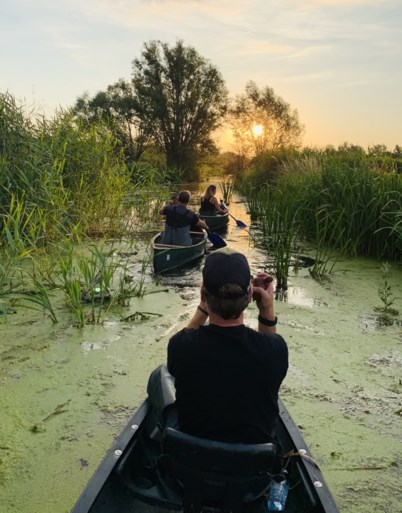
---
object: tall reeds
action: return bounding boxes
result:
[240,150,401,267]
[1,92,135,246]
[219,181,235,205]
[305,156,401,260]
[238,150,401,288]
[0,92,174,327]
[245,186,300,288]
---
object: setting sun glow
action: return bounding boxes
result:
[252,124,263,137]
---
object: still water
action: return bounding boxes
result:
[0,185,401,513]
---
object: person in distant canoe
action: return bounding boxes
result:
[159,190,208,246]
[170,191,203,233]
[200,185,228,216]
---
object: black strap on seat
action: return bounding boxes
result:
[162,428,277,513]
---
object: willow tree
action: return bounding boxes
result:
[230,81,304,157]
[131,40,229,176]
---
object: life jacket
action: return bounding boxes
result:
[161,205,195,246]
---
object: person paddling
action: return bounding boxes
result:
[200,185,228,216]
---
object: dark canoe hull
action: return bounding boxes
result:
[71,397,340,513]
[198,212,229,231]
[152,231,208,273]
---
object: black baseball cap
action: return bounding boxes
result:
[202,247,251,297]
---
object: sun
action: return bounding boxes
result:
[252,124,263,137]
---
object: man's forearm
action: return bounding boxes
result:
[257,306,277,334]
[186,304,209,329]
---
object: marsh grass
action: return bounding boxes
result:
[0,251,23,320]
[133,253,152,298]
[0,208,157,327]
[309,209,345,280]
[29,247,66,289]
[125,185,168,232]
[17,279,58,324]
[244,185,266,221]
[0,216,33,319]
[116,248,152,306]
[375,262,399,318]
[116,268,135,307]
[264,207,300,289]
[64,279,85,327]
[1,92,135,246]
[0,92,178,327]
[53,238,153,326]
[286,155,401,261]
[58,244,116,325]
[247,187,300,288]
[239,151,402,282]
[219,181,235,205]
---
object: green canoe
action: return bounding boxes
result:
[152,230,208,273]
[198,211,229,231]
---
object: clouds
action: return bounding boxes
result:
[1,0,401,147]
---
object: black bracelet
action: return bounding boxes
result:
[197,305,209,316]
[258,314,277,327]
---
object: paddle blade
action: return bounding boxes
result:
[207,230,227,248]
[228,212,247,228]
[235,219,247,228]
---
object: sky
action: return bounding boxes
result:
[1,0,401,150]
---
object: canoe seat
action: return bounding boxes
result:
[160,427,277,513]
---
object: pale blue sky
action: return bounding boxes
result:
[1,0,401,149]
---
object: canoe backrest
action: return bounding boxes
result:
[162,427,277,513]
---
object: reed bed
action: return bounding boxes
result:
[0,92,176,326]
[239,150,401,284]
[243,186,300,288]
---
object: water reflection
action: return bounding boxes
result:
[277,287,315,308]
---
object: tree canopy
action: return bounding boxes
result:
[73,79,152,163]
[229,81,304,157]
[72,42,309,175]
[131,40,228,174]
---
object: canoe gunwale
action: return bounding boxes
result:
[71,400,150,513]
[277,399,340,513]
[198,212,229,231]
[152,230,208,273]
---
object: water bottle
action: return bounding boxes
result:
[267,472,289,511]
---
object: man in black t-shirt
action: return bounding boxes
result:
[167,248,288,443]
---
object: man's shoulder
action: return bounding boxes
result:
[169,327,198,344]
[184,207,197,218]
[168,328,200,364]
[163,204,174,213]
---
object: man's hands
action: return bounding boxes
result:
[252,272,277,333]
